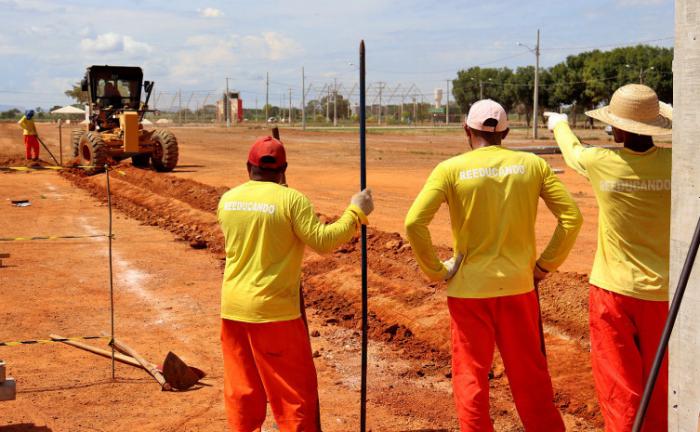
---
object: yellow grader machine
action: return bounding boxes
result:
[71,65,178,173]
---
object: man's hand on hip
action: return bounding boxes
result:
[351,189,374,216]
[443,253,464,281]
[533,263,549,287]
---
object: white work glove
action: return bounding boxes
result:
[351,188,374,217]
[443,253,464,281]
[544,112,568,131]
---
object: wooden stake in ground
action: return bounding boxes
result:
[58,120,63,166]
[106,165,116,380]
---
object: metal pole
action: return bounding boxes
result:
[302,67,306,130]
[178,89,182,126]
[106,164,115,380]
[358,39,368,432]
[333,78,338,127]
[533,29,540,139]
[446,79,450,125]
[265,72,269,121]
[632,215,700,431]
[288,88,292,124]
[225,78,230,128]
[378,82,383,125]
[326,85,330,123]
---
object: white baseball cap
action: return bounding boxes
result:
[466,99,509,132]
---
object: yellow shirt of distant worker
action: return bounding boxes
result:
[18,115,37,136]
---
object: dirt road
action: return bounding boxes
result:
[1,122,606,430]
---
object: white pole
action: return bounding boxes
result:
[302,67,306,130]
[225,78,230,128]
[446,79,450,125]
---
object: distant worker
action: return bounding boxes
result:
[405,99,582,432]
[217,136,374,431]
[17,109,40,161]
[546,84,672,431]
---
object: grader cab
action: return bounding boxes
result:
[71,65,178,173]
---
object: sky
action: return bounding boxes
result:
[0,0,674,111]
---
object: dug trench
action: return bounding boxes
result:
[61,165,602,430]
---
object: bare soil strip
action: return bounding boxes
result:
[60,165,602,429]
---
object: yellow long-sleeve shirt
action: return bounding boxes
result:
[217,180,366,323]
[553,122,671,301]
[405,145,582,299]
[17,116,37,136]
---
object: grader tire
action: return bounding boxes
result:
[131,153,150,168]
[71,129,85,158]
[79,132,108,174]
[151,129,178,172]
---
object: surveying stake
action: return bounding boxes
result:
[359,39,369,432]
[106,164,116,380]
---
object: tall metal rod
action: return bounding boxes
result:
[359,39,368,432]
[632,215,700,431]
[106,165,115,380]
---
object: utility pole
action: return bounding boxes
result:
[333,78,338,127]
[265,72,269,121]
[288,88,292,124]
[326,85,331,123]
[301,67,306,130]
[533,29,541,139]
[377,82,385,125]
[178,89,182,125]
[446,79,450,125]
[412,96,417,125]
[225,78,230,127]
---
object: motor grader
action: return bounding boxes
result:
[71,65,178,173]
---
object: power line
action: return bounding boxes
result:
[545,36,674,51]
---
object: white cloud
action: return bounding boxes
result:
[261,32,302,60]
[80,33,152,56]
[199,7,223,18]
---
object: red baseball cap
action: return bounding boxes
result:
[248,136,287,169]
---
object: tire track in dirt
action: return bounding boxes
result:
[60,165,602,429]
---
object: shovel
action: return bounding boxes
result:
[110,337,205,391]
[51,333,204,391]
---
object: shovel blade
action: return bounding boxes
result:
[162,351,202,391]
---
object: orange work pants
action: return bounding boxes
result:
[589,285,668,432]
[448,292,565,432]
[221,318,320,432]
[24,135,39,160]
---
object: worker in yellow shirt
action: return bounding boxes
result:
[17,110,40,161]
[405,99,582,432]
[217,136,373,432]
[546,84,672,432]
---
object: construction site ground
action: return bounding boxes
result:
[0,122,623,431]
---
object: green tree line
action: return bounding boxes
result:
[452,45,672,127]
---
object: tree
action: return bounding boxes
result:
[65,82,89,104]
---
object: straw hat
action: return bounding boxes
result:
[586,84,672,136]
